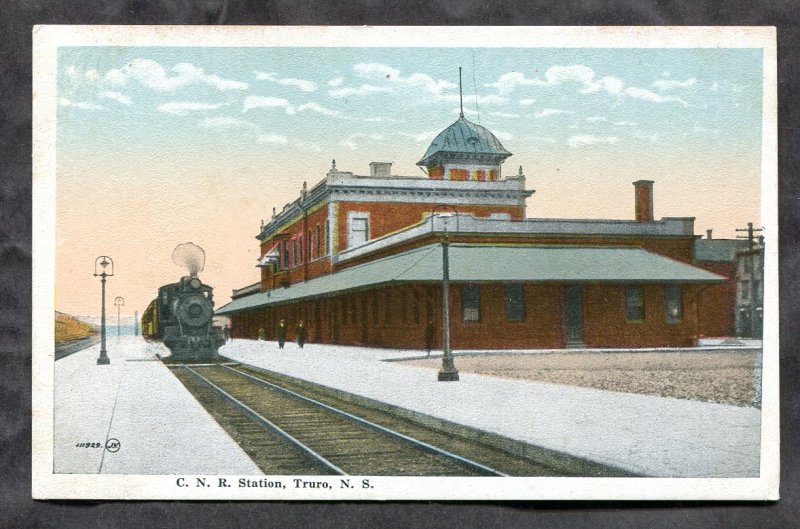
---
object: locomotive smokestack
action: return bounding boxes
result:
[172,242,206,277]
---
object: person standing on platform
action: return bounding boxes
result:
[222,325,230,342]
[277,319,286,349]
[425,319,435,357]
[257,326,266,341]
[296,321,306,349]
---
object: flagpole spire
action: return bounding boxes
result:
[459,66,464,118]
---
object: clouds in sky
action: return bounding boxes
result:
[99,90,132,106]
[567,134,620,147]
[105,59,249,92]
[486,65,690,107]
[652,77,696,90]
[59,52,750,160]
[255,71,317,92]
[242,95,339,116]
[58,98,104,111]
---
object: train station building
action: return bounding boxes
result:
[216,114,727,349]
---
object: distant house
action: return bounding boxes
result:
[217,114,726,349]
[693,234,750,338]
[734,242,765,338]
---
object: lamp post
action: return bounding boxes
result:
[432,205,459,382]
[93,256,114,365]
[114,296,125,338]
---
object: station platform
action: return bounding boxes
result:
[52,336,761,477]
[53,336,261,474]
[221,339,761,478]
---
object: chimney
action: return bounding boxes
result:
[706,229,713,240]
[369,162,392,177]
[633,180,654,222]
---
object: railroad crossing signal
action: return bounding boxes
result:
[735,222,763,251]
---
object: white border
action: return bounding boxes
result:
[32,25,779,501]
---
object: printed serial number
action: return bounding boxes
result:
[75,442,103,448]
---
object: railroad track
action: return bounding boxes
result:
[169,364,573,476]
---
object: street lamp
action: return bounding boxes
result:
[93,256,114,365]
[114,296,125,338]
[431,204,459,382]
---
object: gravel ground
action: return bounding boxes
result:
[400,350,760,407]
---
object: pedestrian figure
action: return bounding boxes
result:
[296,321,306,349]
[257,326,266,341]
[425,319,435,357]
[277,319,286,349]
[222,325,230,342]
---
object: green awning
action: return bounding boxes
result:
[216,243,725,315]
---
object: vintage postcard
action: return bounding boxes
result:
[32,25,778,501]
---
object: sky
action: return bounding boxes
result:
[55,46,764,317]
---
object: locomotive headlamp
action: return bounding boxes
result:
[189,278,201,289]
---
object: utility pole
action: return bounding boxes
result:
[736,222,762,252]
[134,310,139,336]
[736,222,764,338]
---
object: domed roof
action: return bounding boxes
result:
[417,115,512,167]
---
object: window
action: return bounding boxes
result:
[625,287,645,322]
[664,286,682,323]
[281,240,289,269]
[462,285,480,321]
[315,225,321,257]
[739,280,751,302]
[504,284,525,322]
[348,212,369,248]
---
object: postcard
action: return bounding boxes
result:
[32,25,778,500]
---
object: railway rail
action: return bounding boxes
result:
[169,363,579,476]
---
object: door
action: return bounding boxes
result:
[564,286,584,346]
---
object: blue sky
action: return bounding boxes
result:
[57,46,762,166]
[54,46,765,316]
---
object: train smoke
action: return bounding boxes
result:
[172,242,206,276]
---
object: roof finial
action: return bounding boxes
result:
[459,66,464,118]
[331,159,336,170]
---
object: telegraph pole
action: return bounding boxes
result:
[736,222,764,338]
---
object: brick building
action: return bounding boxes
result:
[216,114,726,349]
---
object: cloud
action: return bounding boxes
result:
[200,116,258,130]
[487,64,689,107]
[399,130,440,143]
[492,131,513,141]
[534,108,573,118]
[243,95,293,113]
[518,98,537,106]
[623,87,688,107]
[104,59,248,92]
[586,116,607,122]
[612,121,638,126]
[242,95,339,116]
[64,65,100,83]
[352,62,456,97]
[99,90,132,106]
[652,77,696,91]
[328,77,344,87]
[567,134,620,147]
[158,101,226,115]
[489,111,520,118]
[296,102,339,116]
[485,72,542,95]
[258,134,289,145]
[255,71,317,92]
[340,132,383,150]
[328,84,392,98]
[58,98,104,110]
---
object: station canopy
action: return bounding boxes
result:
[216,243,725,316]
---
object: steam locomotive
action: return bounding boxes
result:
[141,243,224,362]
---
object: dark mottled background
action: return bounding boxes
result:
[1,2,798,528]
